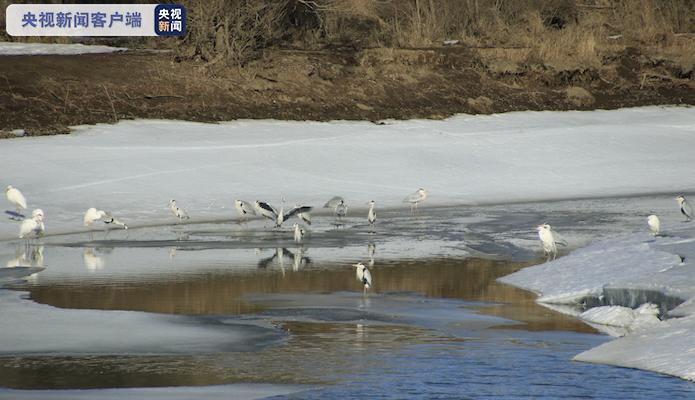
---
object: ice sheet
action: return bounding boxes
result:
[2,106,695,239]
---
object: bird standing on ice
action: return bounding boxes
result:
[169,199,189,220]
[404,188,427,213]
[293,223,305,243]
[235,200,256,221]
[84,208,107,227]
[536,223,566,260]
[647,215,660,236]
[353,262,372,295]
[334,200,348,219]
[367,200,376,227]
[5,185,27,218]
[19,209,45,239]
[676,195,692,222]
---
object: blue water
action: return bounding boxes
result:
[285,330,695,399]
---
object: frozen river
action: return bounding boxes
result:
[1,197,695,399]
[2,107,695,397]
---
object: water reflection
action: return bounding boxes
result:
[83,248,105,271]
[5,245,43,268]
[17,257,591,333]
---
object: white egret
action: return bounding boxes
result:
[293,223,305,243]
[353,262,372,294]
[254,200,312,228]
[84,208,107,227]
[367,200,376,227]
[404,188,427,213]
[19,209,45,239]
[536,223,566,260]
[324,196,344,209]
[647,214,660,236]
[5,185,27,219]
[235,200,256,220]
[676,195,692,221]
[169,199,189,220]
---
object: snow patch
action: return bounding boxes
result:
[0,42,126,56]
[1,106,695,239]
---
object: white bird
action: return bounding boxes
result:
[323,196,344,209]
[536,223,566,260]
[84,208,107,227]
[367,200,376,227]
[254,200,312,228]
[19,209,45,239]
[5,185,27,217]
[235,200,256,220]
[334,200,348,219]
[404,188,427,213]
[293,223,305,243]
[169,199,189,220]
[647,214,660,236]
[353,262,372,294]
[676,195,692,221]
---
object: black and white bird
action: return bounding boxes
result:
[404,188,427,213]
[353,262,372,294]
[235,200,256,220]
[647,214,660,236]
[536,223,567,260]
[169,199,190,220]
[676,195,692,222]
[293,223,305,243]
[19,209,45,239]
[334,200,348,219]
[367,200,376,227]
[254,200,312,228]
[5,185,27,220]
[102,212,128,229]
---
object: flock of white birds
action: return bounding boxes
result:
[5,183,693,293]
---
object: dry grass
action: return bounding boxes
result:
[1,0,692,73]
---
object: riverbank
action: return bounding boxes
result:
[1,45,693,137]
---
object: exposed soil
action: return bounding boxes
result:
[0,45,693,137]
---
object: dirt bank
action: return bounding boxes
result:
[0,45,693,136]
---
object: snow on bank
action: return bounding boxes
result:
[0,42,126,56]
[1,106,695,239]
[500,222,695,381]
